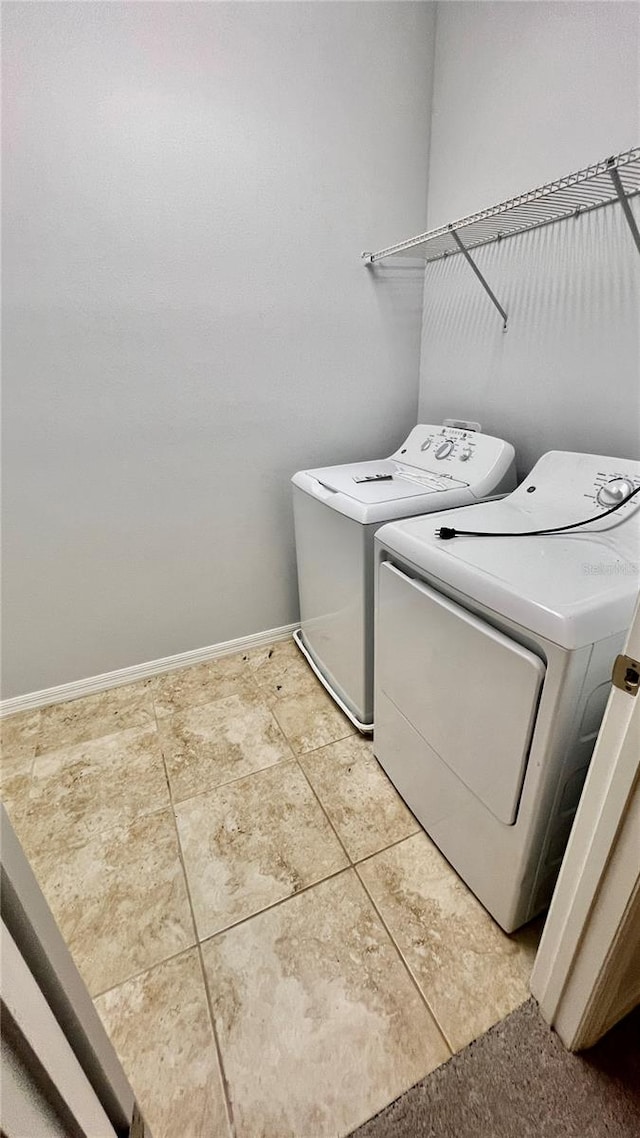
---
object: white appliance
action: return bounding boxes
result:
[292,425,516,731]
[373,451,640,932]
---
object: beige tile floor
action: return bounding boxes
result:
[1,638,542,1138]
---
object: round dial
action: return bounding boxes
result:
[460,447,472,462]
[434,439,454,460]
[420,438,432,452]
[597,478,634,508]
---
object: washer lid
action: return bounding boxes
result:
[292,461,473,524]
[376,451,640,648]
[308,460,466,503]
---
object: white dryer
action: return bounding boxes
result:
[373,451,640,932]
[292,425,516,731]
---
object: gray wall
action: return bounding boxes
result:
[2,1,436,697]
[419,1,640,476]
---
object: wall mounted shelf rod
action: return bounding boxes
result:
[362,147,640,330]
[450,228,508,331]
[607,157,640,256]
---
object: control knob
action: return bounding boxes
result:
[596,478,634,508]
[460,447,473,462]
[434,439,454,460]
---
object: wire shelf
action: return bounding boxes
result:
[363,148,640,265]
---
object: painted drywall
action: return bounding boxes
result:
[2,1,436,697]
[419,2,640,475]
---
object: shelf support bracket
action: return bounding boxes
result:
[607,158,640,257]
[450,227,508,331]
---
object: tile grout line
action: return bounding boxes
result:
[31,661,269,761]
[199,704,462,951]
[21,693,233,1129]
[354,857,540,1061]
[353,863,456,1057]
[352,826,423,867]
[286,710,455,1056]
[152,694,238,1138]
[193,944,237,1138]
[18,694,161,854]
[160,652,357,806]
[290,756,354,865]
[91,942,200,1002]
[170,751,295,807]
[33,680,158,758]
[14,649,360,1138]
[289,724,358,758]
[158,670,302,804]
[281,751,458,1062]
[256,687,357,757]
[182,709,457,1082]
[293,739,423,872]
[23,647,456,1129]
[21,775,175,860]
[194,857,455,1138]
[33,722,156,759]
[196,865,353,947]
[25,739,425,986]
[164,668,525,1071]
[156,648,407,953]
[253,645,359,754]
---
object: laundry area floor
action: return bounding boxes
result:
[2,639,542,1138]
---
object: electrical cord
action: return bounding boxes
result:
[436,484,640,540]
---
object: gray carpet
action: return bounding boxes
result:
[349,998,640,1138]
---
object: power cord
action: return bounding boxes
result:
[436,484,640,540]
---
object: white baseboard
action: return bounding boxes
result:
[0,623,299,717]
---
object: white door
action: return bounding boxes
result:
[530,595,640,1049]
[1,806,149,1137]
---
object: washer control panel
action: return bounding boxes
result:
[408,425,480,465]
[390,424,512,485]
[434,439,454,460]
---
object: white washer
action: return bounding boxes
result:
[292,424,516,731]
[373,451,640,932]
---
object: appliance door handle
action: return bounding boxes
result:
[311,479,339,498]
[382,560,511,639]
[382,560,436,598]
[382,560,542,652]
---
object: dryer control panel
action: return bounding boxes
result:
[592,471,640,510]
[515,453,640,516]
